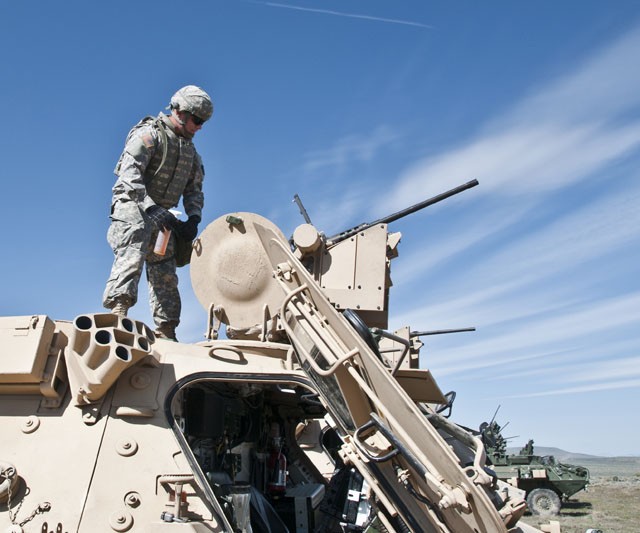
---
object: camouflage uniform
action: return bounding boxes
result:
[102,113,205,330]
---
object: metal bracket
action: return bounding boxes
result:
[206,303,223,340]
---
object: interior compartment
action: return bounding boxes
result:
[171,378,376,533]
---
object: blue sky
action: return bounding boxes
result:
[1,1,639,456]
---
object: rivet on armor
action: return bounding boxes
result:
[116,439,139,457]
[109,509,134,531]
[21,415,40,434]
[124,491,141,508]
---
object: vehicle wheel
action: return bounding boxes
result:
[526,488,561,516]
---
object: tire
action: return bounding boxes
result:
[526,487,561,516]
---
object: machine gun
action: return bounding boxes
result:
[289,179,479,328]
[410,327,476,337]
[325,178,478,244]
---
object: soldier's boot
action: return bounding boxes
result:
[155,322,178,342]
[112,296,132,317]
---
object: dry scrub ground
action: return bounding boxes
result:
[520,478,640,533]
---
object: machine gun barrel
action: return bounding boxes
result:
[327,178,479,244]
[293,193,312,225]
[410,327,476,337]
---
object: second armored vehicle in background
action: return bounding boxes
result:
[480,419,590,516]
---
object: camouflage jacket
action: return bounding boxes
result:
[111,113,204,219]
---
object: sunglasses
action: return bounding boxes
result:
[189,113,206,126]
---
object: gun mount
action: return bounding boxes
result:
[1,182,555,532]
[191,181,478,337]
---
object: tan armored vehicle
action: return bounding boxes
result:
[1,182,553,532]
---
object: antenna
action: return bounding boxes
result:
[489,405,501,426]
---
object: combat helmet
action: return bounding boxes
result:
[170,85,214,122]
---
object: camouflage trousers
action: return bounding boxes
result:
[102,199,181,328]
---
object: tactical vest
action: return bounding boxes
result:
[146,115,199,209]
[116,115,200,210]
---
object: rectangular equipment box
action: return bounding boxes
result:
[0,315,55,384]
[276,483,325,532]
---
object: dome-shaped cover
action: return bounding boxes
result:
[190,212,288,328]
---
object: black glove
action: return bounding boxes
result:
[146,205,177,231]
[177,215,201,241]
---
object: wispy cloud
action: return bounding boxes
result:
[505,26,640,127]
[383,26,640,210]
[389,200,536,285]
[288,126,401,232]
[475,337,640,384]
[565,355,640,384]
[386,25,640,389]
[301,126,399,177]
[428,291,640,367]
[500,378,640,399]
[469,178,640,288]
[390,179,640,333]
[306,191,368,236]
[385,121,640,211]
[255,2,434,29]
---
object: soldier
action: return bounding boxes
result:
[102,85,213,341]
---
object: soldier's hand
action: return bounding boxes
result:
[145,205,177,231]
[177,215,201,241]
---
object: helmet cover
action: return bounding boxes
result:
[170,85,214,121]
